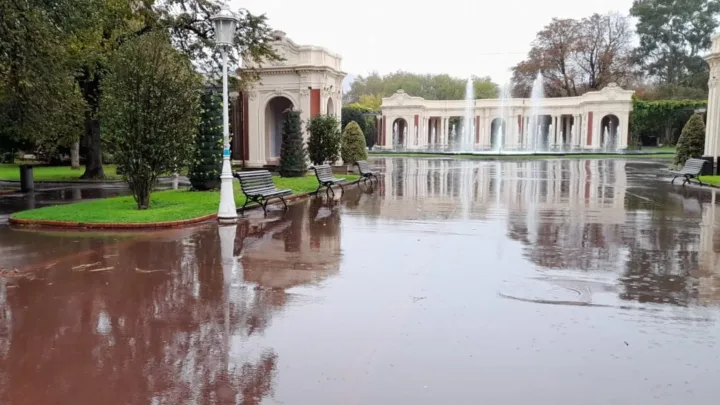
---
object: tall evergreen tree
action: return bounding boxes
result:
[279,109,308,177]
[188,92,223,190]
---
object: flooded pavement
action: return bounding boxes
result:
[1,157,720,404]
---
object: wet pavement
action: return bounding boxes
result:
[1,157,720,404]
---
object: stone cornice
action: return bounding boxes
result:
[242,66,346,77]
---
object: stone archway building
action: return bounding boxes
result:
[233,31,345,167]
[377,84,635,151]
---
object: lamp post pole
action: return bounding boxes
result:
[212,8,239,224]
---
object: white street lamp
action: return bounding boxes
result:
[211,7,239,223]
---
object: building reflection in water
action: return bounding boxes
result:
[0,199,342,404]
[356,157,720,307]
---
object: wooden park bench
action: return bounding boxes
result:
[671,158,706,186]
[312,164,348,197]
[233,170,292,215]
[355,160,379,185]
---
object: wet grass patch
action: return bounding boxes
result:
[699,176,720,187]
[11,174,358,224]
[0,164,121,181]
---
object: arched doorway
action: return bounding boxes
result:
[600,114,619,150]
[392,118,408,149]
[265,96,294,159]
[490,118,506,150]
[326,98,334,116]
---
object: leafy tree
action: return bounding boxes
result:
[344,72,498,102]
[279,109,307,177]
[630,0,720,91]
[307,115,341,165]
[341,121,368,165]
[71,0,281,179]
[674,113,706,166]
[101,33,201,209]
[189,92,223,190]
[511,13,634,97]
[357,94,382,110]
[575,13,634,90]
[0,0,88,162]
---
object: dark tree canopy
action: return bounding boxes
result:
[631,0,720,90]
[0,0,281,178]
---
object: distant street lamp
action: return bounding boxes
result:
[211,8,239,224]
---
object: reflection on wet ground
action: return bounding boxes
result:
[2,158,720,404]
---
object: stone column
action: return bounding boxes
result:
[384,116,392,148]
[577,114,582,148]
[443,117,450,145]
[704,33,720,173]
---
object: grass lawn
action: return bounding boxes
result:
[645,145,677,152]
[11,174,358,224]
[699,176,720,186]
[0,164,121,181]
[368,152,675,160]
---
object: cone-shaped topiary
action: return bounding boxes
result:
[674,113,706,167]
[341,121,368,165]
[279,108,308,177]
[188,91,223,190]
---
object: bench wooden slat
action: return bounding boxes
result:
[355,160,379,185]
[233,170,292,214]
[313,164,348,196]
[671,158,706,187]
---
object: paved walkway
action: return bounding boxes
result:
[1,157,719,404]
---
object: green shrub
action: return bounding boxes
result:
[101,32,201,209]
[674,113,705,167]
[307,114,341,165]
[279,109,308,177]
[188,92,223,190]
[341,121,368,165]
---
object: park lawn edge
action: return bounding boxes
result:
[0,164,122,181]
[10,174,359,227]
[698,176,720,186]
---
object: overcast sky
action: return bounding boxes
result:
[230,0,636,85]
